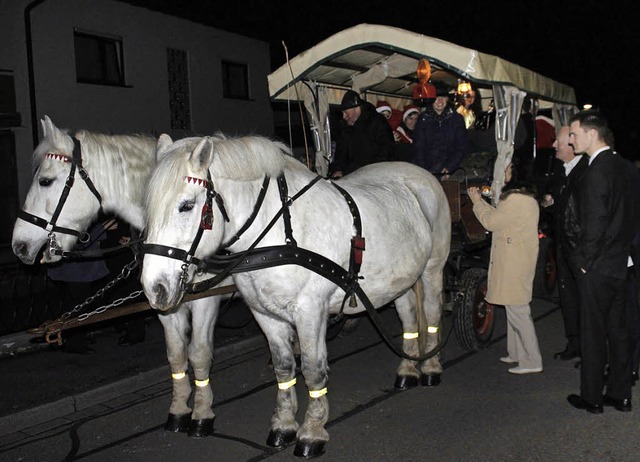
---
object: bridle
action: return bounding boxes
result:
[142,170,234,289]
[17,136,104,257]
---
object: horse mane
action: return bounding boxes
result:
[146,133,296,229]
[33,127,157,207]
[208,132,293,181]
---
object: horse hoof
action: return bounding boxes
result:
[266,428,297,448]
[394,375,419,390]
[164,413,191,433]
[293,439,326,458]
[420,374,441,387]
[188,418,214,438]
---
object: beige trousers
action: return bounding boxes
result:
[505,304,543,369]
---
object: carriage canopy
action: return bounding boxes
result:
[267,23,578,194]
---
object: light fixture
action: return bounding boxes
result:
[583,103,593,110]
[413,58,436,103]
[457,79,472,95]
[416,58,431,83]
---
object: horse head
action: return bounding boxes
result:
[12,116,102,264]
[142,135,228,311]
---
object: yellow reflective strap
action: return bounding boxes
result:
[195,378,210,387]
[309,388,328,399]
[278,378,297,390]
[427,326,439,333]
[403,332,419,339]
[172,372,186,380]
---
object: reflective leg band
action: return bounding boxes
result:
[309,388,328,399]
[427,326,439,333]
[278,378,297,390]
[172,372,186,380]
[195,378,210,387]
[403,332,419,339]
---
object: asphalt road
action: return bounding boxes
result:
[1,297,639,461]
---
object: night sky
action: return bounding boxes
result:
[126,0,640,158]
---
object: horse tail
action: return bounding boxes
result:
[413,279,428,356]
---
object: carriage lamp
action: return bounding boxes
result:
[413,58,437,103]
[416,58,431,83]
[457,80,472,95]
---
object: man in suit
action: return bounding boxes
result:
[566,111,635,414]
[542,126,588,362]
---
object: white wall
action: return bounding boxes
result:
[0,0,274,202]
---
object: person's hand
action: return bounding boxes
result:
[331,171,343,179]
[467,186,482,204]
[541,194,554,208]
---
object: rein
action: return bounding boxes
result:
[18,136,104,255]
[145,171,448,362]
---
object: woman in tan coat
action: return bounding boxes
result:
[468,163,542,374]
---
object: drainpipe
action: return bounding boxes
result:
[24,0,50,148]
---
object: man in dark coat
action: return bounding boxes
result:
[566,111,636,414]
[329,90,395,179]
[543,125,588,362]
[412,84,468,177]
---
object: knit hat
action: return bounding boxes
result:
[340,90,364,110]
[376,100,392,114]
[403,104,419,121]
[434,82,451,97]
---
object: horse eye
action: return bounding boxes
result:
[39,178,53,187]
[179,200,195,213]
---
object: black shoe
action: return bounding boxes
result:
[553,346,580,361]
[118,333,145,346]
[603,395,632,412]
[64,345,95,355]
[567,394,603,414]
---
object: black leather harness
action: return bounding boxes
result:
[143,173,447,362]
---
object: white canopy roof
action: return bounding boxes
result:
[268,23,576,107]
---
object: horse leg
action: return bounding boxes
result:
[393,291,421,390]
[292,306,330,458]
[186,297,219,437]
[252,310,299,449]
[419,264,445,386]
[158,307,192,432]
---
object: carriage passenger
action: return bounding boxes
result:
[412,83,469,179]
[329,90,395,179]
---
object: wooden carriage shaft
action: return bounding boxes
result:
[48,284,237,333]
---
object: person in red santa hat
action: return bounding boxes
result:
[394,104,420,161]
[376,100,403,130]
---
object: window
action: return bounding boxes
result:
[222,61,249,100]
[74,30,125,86]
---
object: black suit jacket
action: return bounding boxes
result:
[572,149,635,279]
[548,155,588,249]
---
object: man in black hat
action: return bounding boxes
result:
[329,90,395,179]
[412,83,468,178]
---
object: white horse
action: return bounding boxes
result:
[11,116,226,437]
[141,134,451,457]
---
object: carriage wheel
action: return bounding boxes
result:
[533,237,558,300]
[454,267,495,351]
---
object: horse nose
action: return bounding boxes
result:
[146,280,170,310]
[13,241,28,259]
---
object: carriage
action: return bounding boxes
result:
[267,23,579,351]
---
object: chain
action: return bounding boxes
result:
[59,258,142,323]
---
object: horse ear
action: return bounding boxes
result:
[189,137,214,171]
[42,117,72,152]
[156,134,173,161]
[41,115,56,139]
